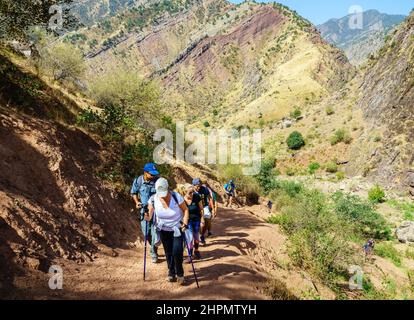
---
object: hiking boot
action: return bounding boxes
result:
[207,231,213,237]
[194,251,201,260]
[200,235,206,245]
[168,275,177,283]
[177,276,186,286]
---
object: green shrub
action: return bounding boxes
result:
[39,41,86,82]
[254,159,278,193]
[286,131,305,150]
[308,162,321,174]
[326,106,335,115]
[286,167,296,176]
[325,162,338,173]
[368,185,386,203]
[336,171,345,180]
[374,242,402,267]
[278,180,303,198]
[290,107,302,120]
[332,192,391,239]
[330,129,352,145]
[203,121,210,127]
[278,189,354,283]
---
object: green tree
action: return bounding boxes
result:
[42,42,86,81]
[287,131,305,150]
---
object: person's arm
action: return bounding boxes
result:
[132,194,142,209]
[131,177,142,209]
[145,203,154,222]
[179,201,189,228]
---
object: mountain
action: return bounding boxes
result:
[318,10,406,66]
[72,0,354,127]
[349,11,414,192]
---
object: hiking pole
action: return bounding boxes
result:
[143,220,148,281]
[182,233,200,288]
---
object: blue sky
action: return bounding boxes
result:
[229,1,413,25]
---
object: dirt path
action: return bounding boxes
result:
[12,205,289,300]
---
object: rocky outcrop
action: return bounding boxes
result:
[351,12,414,189]
[396,221,414,243]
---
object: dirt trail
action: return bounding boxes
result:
[10,205,290,300]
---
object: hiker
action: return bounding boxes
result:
[131,163,159,263]
[363,239,375,260]
[223,179,237,208]
[202,181,218,237]
[147,178,190,285]
[192,178,213,245]
[267,200,273,213]
[176,184,205,261]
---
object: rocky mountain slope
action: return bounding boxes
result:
[73,1,354,127]
[349,11,414,193]
[0,50,142,297]
[318,10,406,66]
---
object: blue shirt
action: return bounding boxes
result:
[131,175,157,206]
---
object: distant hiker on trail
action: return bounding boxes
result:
[147,178,190,285]
[192,178,214,245]
[131,163,159,263]
[223,180,237,208]
[363,239,375,261]
[267,200,273,214]
[176,184,204,262]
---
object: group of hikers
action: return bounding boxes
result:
[131,163,237,285]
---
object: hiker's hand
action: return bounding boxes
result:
[201,219,205,225]
[136,202,142,210]
[180,224,188,232]
[143,213,151,222]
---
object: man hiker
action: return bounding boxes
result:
[192,178,214,245]
[131,163,160,263]
[223,180,237,208]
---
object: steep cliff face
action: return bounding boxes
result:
[350,12,414,191]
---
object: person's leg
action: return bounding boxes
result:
[192,221,201,259]
[172,234,184,278]
[205,218,212,236]
[160,230,175,278]
[149,222,158,262]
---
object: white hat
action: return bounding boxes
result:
[155,177,169,197]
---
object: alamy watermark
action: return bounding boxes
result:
[48,265,63,290]
[153,122,262,176]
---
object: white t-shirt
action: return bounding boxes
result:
[151,192,184,232]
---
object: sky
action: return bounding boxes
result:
[229,1,413,25]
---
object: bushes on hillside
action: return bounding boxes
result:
[286,131,305,150]
[368,185,386,203]
[330,129,352,145]
[332,192,391,240]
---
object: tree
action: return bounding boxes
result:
[287,131,305,150]
[42,42,85,81]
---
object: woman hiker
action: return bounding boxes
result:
[176,184,205,262]
[146,178,190,285]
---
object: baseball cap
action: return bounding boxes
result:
[143,163,160,176]
[192,178,201,186]
[155,178,169,197]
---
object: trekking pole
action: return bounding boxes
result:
[182,233,200,288]
[143,220,148,281]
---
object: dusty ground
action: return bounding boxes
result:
[3,204,331,300]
